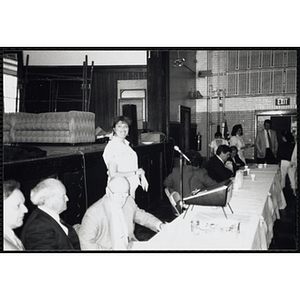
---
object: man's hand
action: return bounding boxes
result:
[225,161,233,172]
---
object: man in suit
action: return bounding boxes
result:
[21,178,80,250]
[255,119,278,164]
[205,145,233,183]
[78,177,166,250]
[164,149,217,198]
[227,146,245,175]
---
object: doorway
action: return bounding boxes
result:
[271,116,291,146]
[256,110,297,157]
[117,80,147,130]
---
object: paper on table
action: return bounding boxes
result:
[198,218,240,233]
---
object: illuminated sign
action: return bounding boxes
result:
[275,97,290,106]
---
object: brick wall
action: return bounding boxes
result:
[193,50,297,159]
[195,95,296,159]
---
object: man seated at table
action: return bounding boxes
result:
[21,178,81,250]
[164,149,217,198]
[78,177,166,250]
[205,145,233,183]
[227,145,245,175]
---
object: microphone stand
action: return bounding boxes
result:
[179,154,183,214]
[174,145,190,214]
[178,149,190,214]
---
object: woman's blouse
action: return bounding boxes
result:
[103,136,139,196]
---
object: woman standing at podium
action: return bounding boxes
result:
[103,116,147,198]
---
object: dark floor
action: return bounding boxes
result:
[135,185,298,251]
[269,186,298,251]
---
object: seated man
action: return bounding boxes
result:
[164,149,217,198]
[227,145,245,175]
[78,177,166,250]
[21,178,80,250]
[205,145,233,183]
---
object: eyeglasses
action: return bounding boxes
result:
[108,186,129,198]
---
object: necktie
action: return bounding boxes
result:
[267,130,272,149]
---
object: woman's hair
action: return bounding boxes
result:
[30,178,63,206]
[3,179,20,200]
[112,116,131,128]
[214,131,222,139]
[282,131,294,143]
[186,150,203,168]
[231,124,243,136]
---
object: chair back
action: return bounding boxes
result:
[164,187,182,216]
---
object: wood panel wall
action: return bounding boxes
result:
[147,51,169,135]
[90,67,147,131]
[22,66,147,132]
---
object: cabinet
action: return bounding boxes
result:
[5,154,87,231]
[135,143,164,209]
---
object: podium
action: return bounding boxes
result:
[183,179,234,218]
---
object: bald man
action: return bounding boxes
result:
[78,177,166,250]
[21,178,80,250]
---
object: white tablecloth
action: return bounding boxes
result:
[132,165,285,251]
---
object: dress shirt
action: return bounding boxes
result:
[109,200,129,250]
[216,155,225,164]
[38,206,68,236]
[264,129,270,148]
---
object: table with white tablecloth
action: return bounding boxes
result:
[229,165,286,246]
[132,164,285,251]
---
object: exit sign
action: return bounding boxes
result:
[275,97,290,106]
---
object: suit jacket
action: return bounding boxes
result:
[255,129,278,158]
[205,155,233,183]
[21,208,80,250]
[163,165,217,197]
[228,154,245,174]
[78,195,161,250]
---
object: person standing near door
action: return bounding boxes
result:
[255,119,278,164]
[277,131,295,191]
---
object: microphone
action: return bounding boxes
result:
[174,146,191,163]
